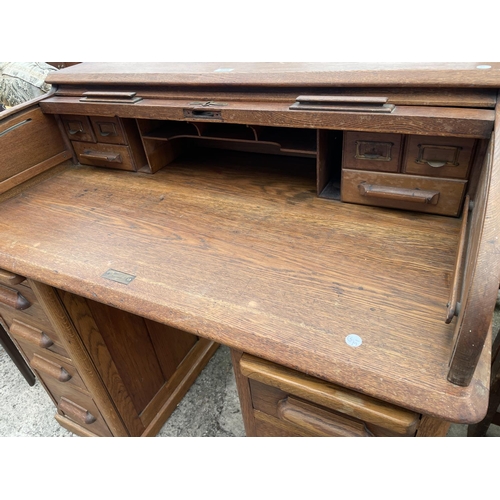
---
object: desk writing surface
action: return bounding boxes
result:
[0,150,489,422]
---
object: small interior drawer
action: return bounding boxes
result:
[341,169,467,216]
[403,135,475,179]
[90,116,127,145]
[343,131,403,173]
[61,114,96,143]
[73,142,138,171]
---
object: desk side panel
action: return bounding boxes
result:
[448,105,500,385]
[0,103,72,195]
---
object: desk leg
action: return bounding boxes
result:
[230,349,256,437]
[416,415,451,436]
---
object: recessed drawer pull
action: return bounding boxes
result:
[0,284,31,310]
[31,354,72,382]
[80,151,122,163]
[10,320,54,349]
[358,182,440,205]
[58,397,97,425]
[278,397,372,437]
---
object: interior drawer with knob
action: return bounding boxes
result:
[89,116,127,145]
[343,131,403,173]
[61,114,96,143]
[341,169,467,216]
[403,136,475,179]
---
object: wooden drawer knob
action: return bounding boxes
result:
[10,320,54,349]
[31,354,72,382]
[0,284,30,310]
[58,397,97,425]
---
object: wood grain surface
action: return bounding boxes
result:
[45,62,500,88]
[0,149,490,422]
[40,97,494,139]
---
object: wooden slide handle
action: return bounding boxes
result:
[358,182,440,204]
[58,397,97,425]
[31,354,72,382]
[278,397,372,437]
[0,284,31,310]
[10,320,54,349]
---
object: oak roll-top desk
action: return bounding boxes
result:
[0,63,499,437]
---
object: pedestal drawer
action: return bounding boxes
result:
[0,283,69,359]
[16,339,87,391]
[240,354,420,437]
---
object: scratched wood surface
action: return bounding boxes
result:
[45,62,500,88]
[0,149,490,422]
[40,97,494,139]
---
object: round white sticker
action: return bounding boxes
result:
[345,334,362,347]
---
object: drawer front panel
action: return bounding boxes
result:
[241,354,419,436]
[73,142,137,171]
[341,169,466,216]
[0,284,69,358]
[61,115,96,143]
[90,116,127,145]
[0,268,25,287]
[250,379,374,437]
[343,132,403,173]
[8,318,69,358]
[43,379,112,437]
[17,339,86,391]
[403,136,475,179]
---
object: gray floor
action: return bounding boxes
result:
[1,304,499,437]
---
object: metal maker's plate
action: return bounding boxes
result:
[101,269,136,285]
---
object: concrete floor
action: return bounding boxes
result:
[1,295,500,437]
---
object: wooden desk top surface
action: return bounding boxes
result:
[46,62,500,88]
[0,151,490,422]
